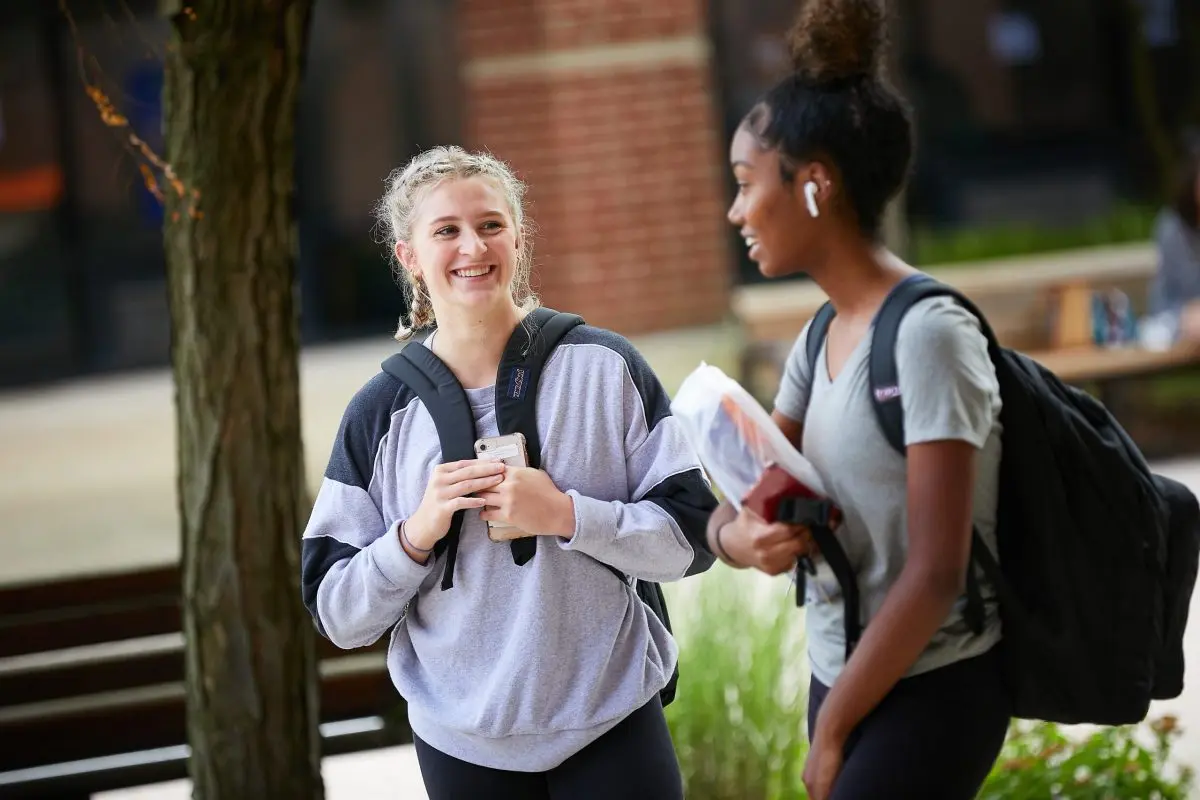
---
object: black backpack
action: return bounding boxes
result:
[380,307,681,707]
[799,274,1200,725]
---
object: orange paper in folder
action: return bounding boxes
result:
[671,362,829,508]
[720,393,769,451]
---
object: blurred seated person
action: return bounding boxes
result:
[1149,142,1200,343]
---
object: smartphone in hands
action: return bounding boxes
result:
[474,433,531,542]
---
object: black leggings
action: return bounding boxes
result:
[808,647,1011,799]
[413,696,683,800]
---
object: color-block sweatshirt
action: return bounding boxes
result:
[301,324,717,771]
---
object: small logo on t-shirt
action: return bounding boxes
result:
[507,367,528,400]
[874,384,901,402]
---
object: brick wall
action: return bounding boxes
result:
[459,0,733,335]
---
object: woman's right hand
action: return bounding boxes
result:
[719,506,818,576]
[404,460,507,553]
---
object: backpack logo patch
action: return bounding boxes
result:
[874,384,901,402]
[507,367,528,400]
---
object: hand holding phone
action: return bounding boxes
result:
[475,433,530,470]
[475,433,576,540]
[475,434,533,541]
[405,459,507,553]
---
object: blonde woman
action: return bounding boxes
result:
[301,146,715,799]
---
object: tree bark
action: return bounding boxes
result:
[161,2,322,798]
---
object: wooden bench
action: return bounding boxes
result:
[1034,343,1200,384]
[0,567,407,799]
[732,242,1200,405]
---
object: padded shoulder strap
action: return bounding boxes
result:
[868,275,998,455]
[381,342,477,590]
[494,308,584,567]
[805,301,837,380]
[495,307,585,470]
[868,274,1000,636]
[382,344,477,462]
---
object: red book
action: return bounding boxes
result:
[742,463,842,527]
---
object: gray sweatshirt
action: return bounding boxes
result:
[301,324,716,771]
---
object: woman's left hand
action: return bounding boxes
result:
[802,730,846,800]
[478,466,576,538]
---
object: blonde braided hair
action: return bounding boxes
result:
[374,146,539,341]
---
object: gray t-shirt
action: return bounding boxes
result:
[775,295,1004,687]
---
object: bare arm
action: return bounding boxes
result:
[771,409,803,449]
[811,438,977,744]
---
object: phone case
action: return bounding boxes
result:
[474,432,529,467]
[474,433,532,541]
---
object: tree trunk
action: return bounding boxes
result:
[161,2,322,798]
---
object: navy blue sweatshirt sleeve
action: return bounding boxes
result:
[300,373,433,648]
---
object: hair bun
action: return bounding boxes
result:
[787,0,887,85]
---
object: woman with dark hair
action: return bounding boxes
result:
[1148,140,1200,342]
[705,1,1010,797]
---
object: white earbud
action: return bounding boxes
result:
[804,181,820,218]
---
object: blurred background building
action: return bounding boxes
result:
[0,0,1196,389]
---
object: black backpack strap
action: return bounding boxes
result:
[495,307,585,566]
[868,274,1003,636]
[381,341,477,591]
[805,301,837,381]
[777,497,862,661]
[868,275,998,453]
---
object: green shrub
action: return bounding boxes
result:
[980,718,1194,800]
[665,567,1193,799]
[912,204,1157,266]
[664,568,809,800]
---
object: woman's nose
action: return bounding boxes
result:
[458,230,486,256]
[727,197,743,227]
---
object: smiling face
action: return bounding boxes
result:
[727,125,832,279]
[726,126,813,278]
[396,176,522,320]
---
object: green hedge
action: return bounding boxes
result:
[664,568,1193,799]
[664,568,808,800]
[912,205,1158,266]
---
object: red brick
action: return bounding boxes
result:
[460,0,707,61]
[460,0,730,335]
